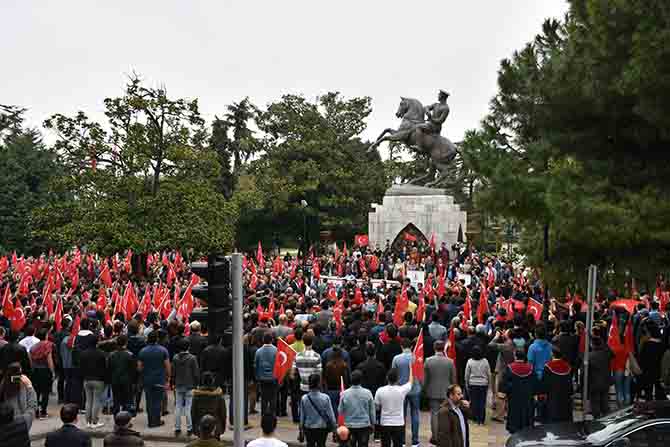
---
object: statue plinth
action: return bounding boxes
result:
[369,183,467,248]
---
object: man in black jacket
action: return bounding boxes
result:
[376,324,402,370]
[103,411,144,447]
[45,403,92,447]
[0,330,31,378]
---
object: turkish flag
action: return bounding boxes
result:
[416,292,426,323]
[527,298,543,322]
[624,317,634,355]
[2,285,14,319]
[354,234,369,247]
[100,264,113,288]
[257,241,265,271]
[461,293,472,331]
[611,299,637,315]
[412,329,425,381]
[403,232,417,242]
[608,315,622,350]
[54,297,63,332]
[273,337,297,384]
[393,287,409,327]
[67,314,81,348]
[437,274,446,298]
[476,293,489,324]
[10,301,26,333]
[97,287,107,311]
[446,327,457,370]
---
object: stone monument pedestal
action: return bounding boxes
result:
[368,184,467,249]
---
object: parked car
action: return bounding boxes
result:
[506,401,670,447]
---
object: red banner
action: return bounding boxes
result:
[354,234,369,247]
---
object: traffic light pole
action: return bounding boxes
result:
[231,253,244,446]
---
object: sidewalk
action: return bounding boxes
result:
[29,394,510,447]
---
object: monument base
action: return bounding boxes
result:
[368,184,467,249]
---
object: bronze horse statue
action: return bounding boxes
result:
[368,97,458,186]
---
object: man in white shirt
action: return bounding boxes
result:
[247,414,288,447]
[18,326,39,352]
[374,366,413,447]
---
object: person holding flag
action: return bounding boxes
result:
[390,338,422,447]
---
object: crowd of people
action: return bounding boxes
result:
[0,241,669,447]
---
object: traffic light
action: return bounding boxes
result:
[191,254,231,345]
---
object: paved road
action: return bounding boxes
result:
[29,393,511,447]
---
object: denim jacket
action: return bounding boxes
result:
[300,391,336,429]
[254,344,277,382]
[338,385,375,428]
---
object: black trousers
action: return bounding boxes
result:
[229,380,249,426]
[56,365,65,402]
[590,390,609,419]
[292,389,305,423]
[278,379,289,416]
[32,368,53,414]
[350,427,371,447]
[259,380,278,417]
[380,425,404,447]
[305,427,329,447]
[112,383,132,415]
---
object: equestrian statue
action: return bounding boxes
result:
[368,89,458,187]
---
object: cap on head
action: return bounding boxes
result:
[439,89,450,98]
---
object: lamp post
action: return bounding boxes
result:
[300,200,308,279]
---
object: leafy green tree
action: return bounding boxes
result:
[240,92,389,248]
[462,1,670,287]
[0,122,60,254]
[35,77,237,254]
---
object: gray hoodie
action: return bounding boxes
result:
[172,351,200,389]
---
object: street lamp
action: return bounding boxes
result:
[300,200,308,280]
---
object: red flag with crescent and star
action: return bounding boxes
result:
[527,298,543,322]
[412,329,425,381]
[354,234,369,247]
[273,337,297,384]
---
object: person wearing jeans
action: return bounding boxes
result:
[390,338,421,447]
[300,374,336,447]
[79,333,108,428]
[339,370,375,447]
[84,380,105,426]
[138,330,171,428]
[375,367,413,447]
[610,342,632,408]
[172,338,199,435]
[254,333,278,417]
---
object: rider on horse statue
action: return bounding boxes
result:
[368,89,458,187]
[418,89,450,137]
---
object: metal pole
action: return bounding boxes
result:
[582,265,597,419]
[231,253,244,446]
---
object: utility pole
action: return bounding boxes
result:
[582,265,597,419]
[231,253,244,446]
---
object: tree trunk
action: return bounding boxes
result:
[152,159,161,196]
[543,222,550,263]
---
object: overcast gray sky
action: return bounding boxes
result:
[1,1,568,148]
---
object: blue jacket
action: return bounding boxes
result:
[254,344,277,382]
[527,339,552,380]
[338,385,375,428]
[300,391,336,429]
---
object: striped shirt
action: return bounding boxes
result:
[294,348,322,392]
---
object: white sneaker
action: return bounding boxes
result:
[86,422,93,428]
[93,422,105,429]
